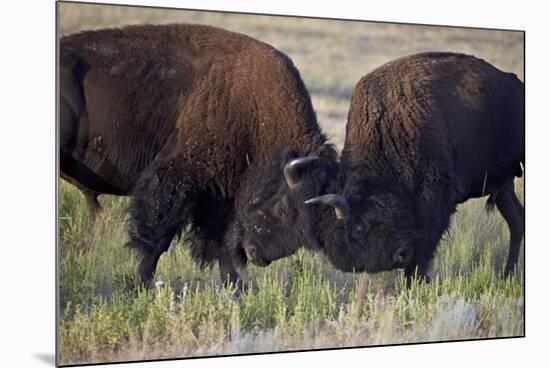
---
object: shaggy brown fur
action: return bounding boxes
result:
[59,24,334,286]
[319,52,524,280]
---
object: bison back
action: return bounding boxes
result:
[343,52,524,199]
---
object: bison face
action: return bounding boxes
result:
[234,148,337,267]
[239,192,302,267]
[344,192,420,272]
[307,180,421,273]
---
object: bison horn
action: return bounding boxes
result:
[283,156,319,188]
[305,194,350,220]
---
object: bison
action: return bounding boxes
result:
[307,52,524,281]
[237,52,524,283]
[60,23,337,287]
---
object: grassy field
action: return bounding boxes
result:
[58,3,525,366]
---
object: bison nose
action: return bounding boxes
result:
[244,244,257,262]
[393,246,413,267]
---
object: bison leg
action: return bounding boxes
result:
[61,172,102,216]
[83,189,101,215]
[189,191,244,290]
[404,260,431,286]
[219,257,243,290]
[189,225,244,290]
[403,239,439,286]
[186,227,243,289]
[136,233,175,286]
[495,180,524,277]
[126,160,198,285]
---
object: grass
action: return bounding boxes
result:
[58,179,524,365]
[58,3,524,366]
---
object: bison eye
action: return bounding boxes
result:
[351,222,367,240]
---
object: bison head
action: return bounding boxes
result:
[231,147,337,268]
[306,169,423,273]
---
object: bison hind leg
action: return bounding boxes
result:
[495,180,524,277]
[61,172,102,216]
[83,190,101,216]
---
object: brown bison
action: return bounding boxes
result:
[237,52,524,283]
[307,52,524,281]
[59,23,337,287]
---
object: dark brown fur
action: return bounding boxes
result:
[59,24,333,285]
[324,52,524,280]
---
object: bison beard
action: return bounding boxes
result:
[307,52,524,282]
[59,24,335,287]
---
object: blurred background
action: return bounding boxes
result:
[59,2,524,151]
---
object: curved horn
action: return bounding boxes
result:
[283,156,319,189]
[305,194,350,220]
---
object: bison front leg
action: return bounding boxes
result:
[218,257,243,291]
[126,159,199,285]
[404,242,436,286]
[136,233,176,287]
[188,231,244,291]
[404,262,431,286]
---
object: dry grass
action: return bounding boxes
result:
[57,3,524,366]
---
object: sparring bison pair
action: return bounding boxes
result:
[244,52,524,281]
[60,23,524,286]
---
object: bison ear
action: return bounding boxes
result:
[283,156,319,188]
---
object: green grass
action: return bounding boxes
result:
[58,179,524,365]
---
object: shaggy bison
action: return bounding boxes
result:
[59,24,336,286]
[307,52,524,281]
